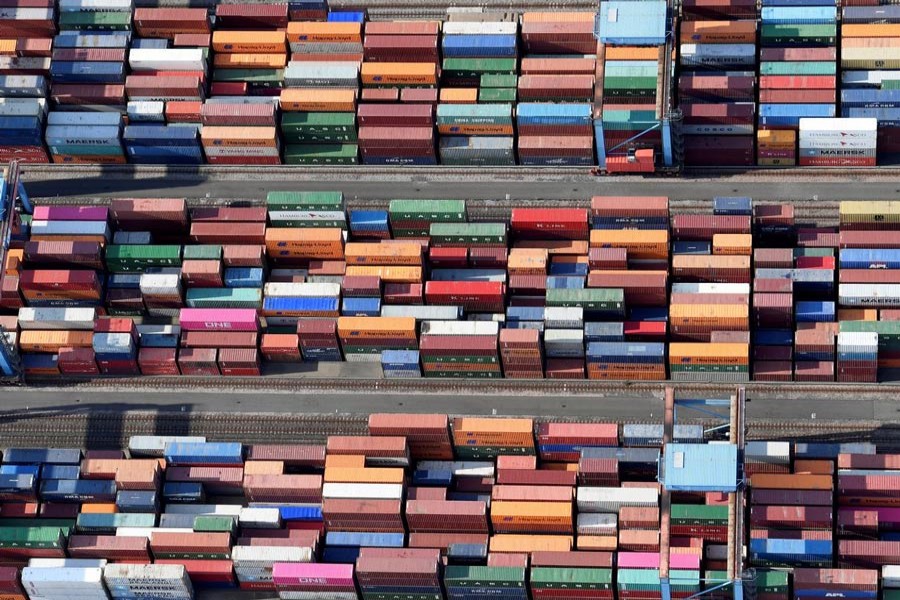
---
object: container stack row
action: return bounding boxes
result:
[839,9,900,166]
[595,0,668,172]
[12,194,900,381]
[679,0,758,167]
[757,0,838,165]
[0,422,897,600]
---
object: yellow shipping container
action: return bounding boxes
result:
[201,126,279,148]
[18,330,93,353]
[213,53,287,69]
[668,342,749,365]
[604,46,659,60]
[287,22,363,44]
[280,88,357,113]
[243,461,285,475]
[440,88,478,103]
[841,200,900,224]
[344,242,423,266]
[489,534,573,553]
[0,39,17,55]
[360,62,438,86]
[842,23,900,38]
[712,233,752,256]
[589,229,669,260]
[576,536,618,551]
[508,248,548,274]
[490,501,573,525]
[344,265,422,283]
[212,31,286,53]
[5,248,22,275]
[323,467,405,484]
[757,129,795,144]
[265,228,344,259]
[337,316,417,340]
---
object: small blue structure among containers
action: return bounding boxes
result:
[381,349,421,378]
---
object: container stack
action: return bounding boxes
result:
[749,469,835,568]
[451,417,534,459]
[757,0,838,163]
[437,19,516,166]
[46,112,126,165]
[0,0,52,162]
[273,563,358,600]
[840,10,900,164]
[104,564,193,600]
[679,13,758,167]
[210,6,287,100]
[336,316,417,363]
[356,553,443,600]
[297,319,342,362]
[499,327,543,378]
[418,320,501,379]
[595,2,667,172]
[799,117,877,167]
[388,199,466,240]
[752,239,795,381]
[282,21,363,165]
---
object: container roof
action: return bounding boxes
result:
[663,443,738,492]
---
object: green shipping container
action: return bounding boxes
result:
[342,344,417,354]
[671,504,728,525]
[284,144,358,165]
[193,515,237,534]
[882,79,900,90]
[479,88,517,103]
[760,61,836,75]
[266,191,343,211]
[421,354,499,365]
[442,58,517,79]
[105,245,182,271]
[444,566,526,587]
[391,227,431,238]
[424,370,503,380]
[389,199,466,222]
[793,247,833,258]
[617,569,700,592]
[760,24,836,44]
[76,512,157,533]
[840,320,900,348]
[48,144,123,156]
[429,223,507,246]
[0,526,66,549]
[185,288,262,308]
[546,288,625,312]
[59,11,131,30]
[183,245,223,261]
[530,567,613,590]
[153,550,231,560]
[268,211,347,229]
[884,590,900,600]
[481,73,518,88]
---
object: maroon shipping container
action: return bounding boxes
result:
[357,103,434,127]
[681,102,756,125]
[684,136,754,167]
[420,335,498,356]
[838,453,900,469]
[424,281,505,312]
[155,559,235,586]
[759,89,836,104]
[408,532,489,551]
[754,248,794,269]
[361,88,400,102]
[177,347,219,376]
[359,548,441,560]
[58,347,99,376]
[521,57,595,75]
[588,272,667,306]
[429,247,468,268]
[469,247,508,268]
[496,469,576,486]
[517,135,594,156]
[797,228,839,248]
[794,569,879,591]
[150,532,232,557]
[167,466,243,494]
[794,361,834,382]
[190,221,266,244]
[750,506,833,529]
[139,347,180,376]
[401,88,438,104]
[383,283,423,304]
[754,345,792,361]
[517,75,595,101]
[133,8,210,35]
[52,48,126,62]
[752,360,793,382]
[750,489,834,506]
[111,198,188,228]
[358,126,434,148]
[125,75,204,99]
[405,500,489,533]
[214,3,288,28]
[753,293,793,328]
[408,487,448,501]
[521,22,597,54]
[531,551,613,568]
[321,499,404,533]
[759,47,836,62]
[19,269,101,292]
[679,75,756,101]
[222,245,265,267]
[180,331,257,349]
[363,36,439,62]
[749,529,832,541]
[672,215,751,240]
[245,444,324,466]
[588,248,628,270]
[218,347,261,376]
[243,474,323,502]
[326,436,408,462]
[67,535,151,560]
[51,83,125,106]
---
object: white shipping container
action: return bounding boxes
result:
[381,305,463,321]
[468,313,505,322]
[840,284,900,307]
[263,282,341,298]
[442,21,517,35]
[671,283,750,295]
[231,545,313,565]
[798,139,877,150]
[116,527,193,539]
[92,332,134,354]
[0,56,51,72]
[268,210,347,223]
[837,331,878,349]
[128,435,206,456]
[139,273,182,296]
[202,145,281,158]
[0,97,46,117]
[28,559,107,568]
[416,461,495,478]
[205,96,280,105]
[576,487,658,513]
[744,441,791,463]
[544,329,584,345]
[279,592,360,600]
[30,220,111,240]
[157,514,199,528]
[883,566,900,589]
[238,507,281,528]
[544,307,584,329]
[129,48,207,72]
[799,117,877,135]
[59,0,133,11]
[680,44,757,63]
[290,41,364,54]
[842,70,900,87]
[127,101,165,122]
[284,62,359,87]
[321,482,404,500]
[163,504,243,516]
[576,513,617,535]
[420,320,499,336]
[17,307,97,330]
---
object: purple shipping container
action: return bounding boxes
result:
[32,206,109,221]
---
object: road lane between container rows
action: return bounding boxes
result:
[20,170,900,203]
[1,388,898,422]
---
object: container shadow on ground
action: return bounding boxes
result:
[23,164,211,198]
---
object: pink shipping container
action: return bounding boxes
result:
[179,308,260,331]
[618,552,700,569]
[242,474,323,502]
[166,466,244,493]
[531,550,614,568]
[245,444,324,466]
[273,563,355,590]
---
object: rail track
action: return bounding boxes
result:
[0,408,895,449]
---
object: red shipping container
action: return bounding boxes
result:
[429,247,468,268]
[510,208,588,241]
[68,535,151,560]
[424,281,505,312]
[58,347,99,376]
[178,348,219,376]
[218,348,261,376]
[215,2,288,28]
[138,347,180,376]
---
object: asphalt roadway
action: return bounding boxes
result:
[21,168,900,202]
[3,387,900,422]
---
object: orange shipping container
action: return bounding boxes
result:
[287,22,363,44]
[324,455,366,468]
[749,473,833,490]
[841,37,900,48]
[344,265,422,283]
[489,534,573,553]
[680,21,757,44]
[842,24,900,38]
[18,330,93,353]
[670,304,749,327]
[80,503,117,514]
[604,46,661,61]
[4,249,22,274]
[243,461,285,475]
[589,229,668,260]
[793,460,834,475]
[516,240,589,255]
[668,343,749,365]
[200,126,278,148]
[280,88,356,113]
[336,316,417,340]
[838,309,877,321]
[619,529,660,551]
[213,53,286,69]
[212,31,286,53]
[490,501,573,525]
[712,234,752,256]
[440,88,478,103]
[344,242,423,266]
[323,467,405,484]
[265,228,344,259]
[360,63,438,86]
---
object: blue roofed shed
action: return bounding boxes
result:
[663,443,739,492]
[597,1,668,46]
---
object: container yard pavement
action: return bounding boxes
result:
[21,169,900,203]
[3,387,900,422]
